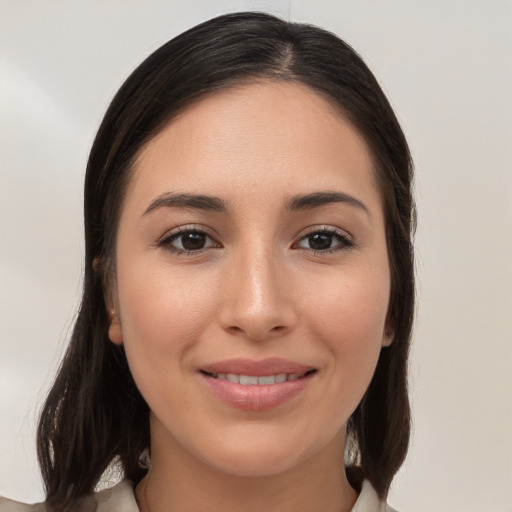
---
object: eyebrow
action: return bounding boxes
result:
[285,191,370,216]
[143,193,228,216]
[143,190,369,218]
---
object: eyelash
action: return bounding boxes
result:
[293,227,354,255]
[157,226,354,256]
[157,226,220,256]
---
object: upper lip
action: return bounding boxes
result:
[200,357,315,377]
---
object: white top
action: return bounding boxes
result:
[0,479,397,512]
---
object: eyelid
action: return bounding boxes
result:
[157,224,221,254]
[292,225,354,252]
[295,224,353,241]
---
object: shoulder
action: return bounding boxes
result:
[0,498,44,512]
[88,480,139,512]
[351,480,399,512]
[0,497,46,512]
[0,480,139,512]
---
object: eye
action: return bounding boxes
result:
[295,228,353,253]
[158,228,219,254]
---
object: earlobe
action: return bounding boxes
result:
[382,326,394,347]
[108,308,123,345]
[96,257,122,344]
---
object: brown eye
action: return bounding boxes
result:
[160,229,218,253]
[308,233,333,251]
[181,232,207,251]
[296,229,353,252]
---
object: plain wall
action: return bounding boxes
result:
[1,1,511,511]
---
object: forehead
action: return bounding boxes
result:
[126,80,380,213]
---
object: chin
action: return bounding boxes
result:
[205,448,306,478]
[194,427,337,479]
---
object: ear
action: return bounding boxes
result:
[382,325,394,347]
[108,306,123,345]
[98,258,123,345]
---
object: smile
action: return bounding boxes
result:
[202,371,314,385]
[199,359,317,411]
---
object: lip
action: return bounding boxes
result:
[199,358,316,411]
[200,357,314,376]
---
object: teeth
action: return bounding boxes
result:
[211,372,308,385]
[239,375,258,385]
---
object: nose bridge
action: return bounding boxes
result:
[243,244,279,312]
[219,240,296,340]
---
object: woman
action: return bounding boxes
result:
[0,11,414,512]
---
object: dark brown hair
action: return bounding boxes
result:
[37,11,414,510]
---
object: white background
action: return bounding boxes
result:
[1,1,511,511]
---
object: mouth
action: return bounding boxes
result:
[200,369,317,385]
[198,358,317,411]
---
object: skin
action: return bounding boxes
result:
[108,80,392,512]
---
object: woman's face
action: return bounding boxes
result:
[109,81,392,477]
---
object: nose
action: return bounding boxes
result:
[217,245,298,342]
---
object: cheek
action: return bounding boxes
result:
[304,263,390,340]
[118,253,217,325]
[303,265,390,394]
[114,262,217,395]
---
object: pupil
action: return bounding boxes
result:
[182,232,206,250]
[309,233,332,250]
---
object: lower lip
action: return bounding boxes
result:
[200,372,314,411]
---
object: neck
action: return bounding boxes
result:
[135,423,357,512]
